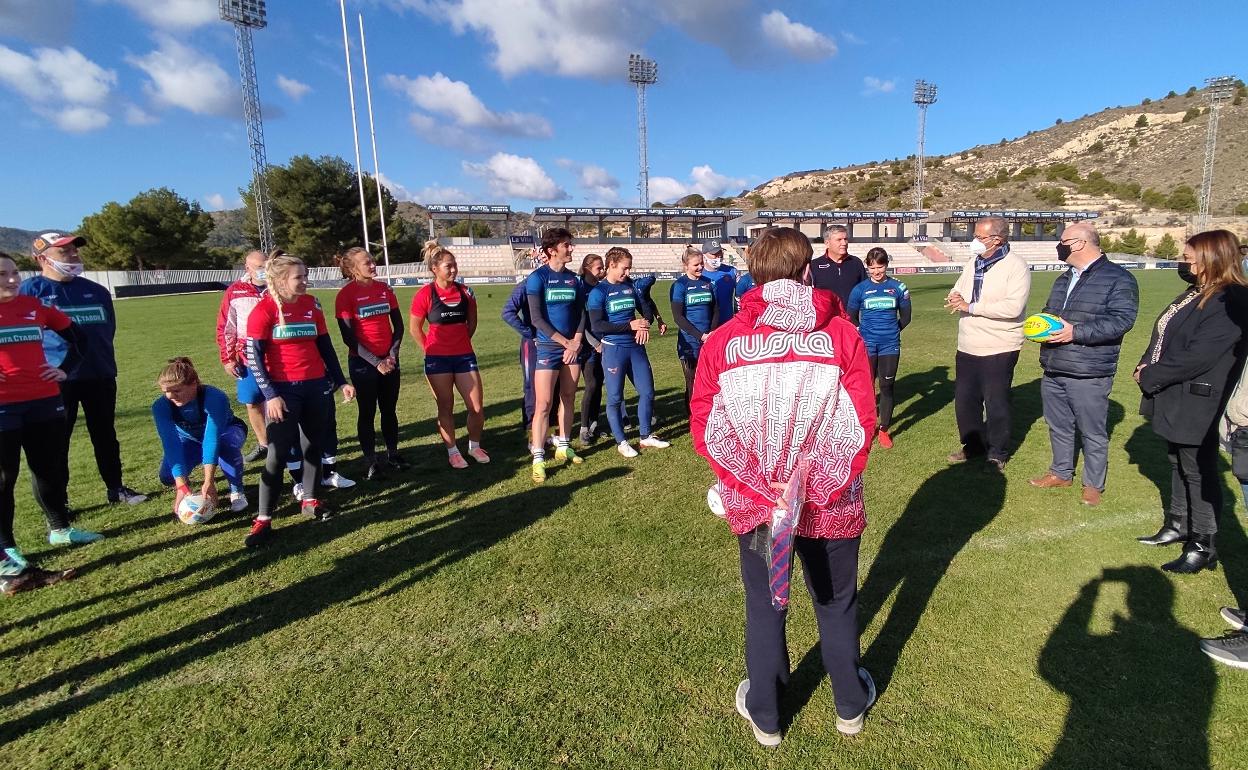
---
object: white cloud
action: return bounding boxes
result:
[127,35,237,117]
[124,103,158,125]
[0,0,76,44]
[386,72,551,138]
[840,30,865,45]
[558,158,620,202]
[0,44,116,132]
[276,74,312,101]
[110,0,218,29]
[759,11,837,60]
[649,165,746,203]
[862,76,895,96]
[463,153,566,201]
[416,185,472,204]
[407,112,490,153]
[203,193,227,210]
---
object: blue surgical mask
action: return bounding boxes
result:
[253,269,267,283]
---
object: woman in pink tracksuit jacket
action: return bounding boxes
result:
[691,226,878,747]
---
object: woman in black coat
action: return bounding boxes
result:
[1135,229,1248,572]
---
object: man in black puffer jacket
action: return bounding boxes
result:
[1028,223,1139,506]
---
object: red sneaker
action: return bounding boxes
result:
[300,499,332,521]
[877,429,894,449]
[244,517,273,548]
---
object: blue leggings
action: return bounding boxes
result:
[603,342,654,443]
[159,423,246,493]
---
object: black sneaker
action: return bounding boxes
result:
[386,453,411,470]
[578,428,593,446]
[1200,632,1248,670]
[244,518,273,548]
[107,485,148,505]
[365,459,386,481]
[244,444,269,462]
[1221,606,1247,631]
[0,565,77,596]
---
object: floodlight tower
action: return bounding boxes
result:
[1197,75,1237,230]
[912,80,938,212]
[628,54,658,208]
[219,0,274,253]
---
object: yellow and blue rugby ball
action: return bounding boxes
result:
[1023,312,1063,342]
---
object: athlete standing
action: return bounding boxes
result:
[335,247,407,480]
[577,253,606,444]
[216,250,271,461]
[846,247,911,448]
[502,247,548,442]
[669,246,719,417]
[409,243,489,469]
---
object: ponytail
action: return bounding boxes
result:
[157,356,200,389]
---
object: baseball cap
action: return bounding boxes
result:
[700,239,723,254]
[32,232,86,257]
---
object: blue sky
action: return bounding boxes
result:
[0,0,1241,229]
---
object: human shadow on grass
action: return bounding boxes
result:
[780,463,1006,726]
[0,468,628,741]
[887,365,951,439]
[1037,566,1214,769]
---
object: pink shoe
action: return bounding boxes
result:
[467,447,491,464]
[449,452,468,469]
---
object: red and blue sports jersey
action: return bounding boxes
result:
[245,293,329,382]
[0,295,71,404]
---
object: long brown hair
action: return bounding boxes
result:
[749,227,812,285]
[1188,229,1246,308]
[578,253,603,282]
[336,247,372,280]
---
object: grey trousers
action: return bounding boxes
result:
[1041,373,1114,491]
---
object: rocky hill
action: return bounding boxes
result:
[746,83,1248,233]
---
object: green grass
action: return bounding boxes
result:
[3,273,1248,768]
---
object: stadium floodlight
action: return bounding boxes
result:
[628,54,658,208]
[219,0,273,252]
[912,80,938,215]
[1197,75,1237,230]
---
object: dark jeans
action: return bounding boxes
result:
[262,379,333,514]
[349,356,401,458]
[954,349,1019,462]
[869,353,900,431]
[1168,433,1222,536]
[61,377,123,489]
[738,532,868,733]
[0,398,72,549]
[1041,373,1113,491]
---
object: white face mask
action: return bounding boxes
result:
[705,255,722,270]
[968,239,988,257]
[49,259,84,278]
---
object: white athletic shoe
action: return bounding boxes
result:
[734,680,781,747]
[617,441,639,458]
[639,435,670,449]
[229,491,249,513]
[322,471,356,489]
[292,482,305,501]
[835,667,878,736]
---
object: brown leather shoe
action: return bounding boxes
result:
[1029,472,1073,488]
[1082,487,1102,506]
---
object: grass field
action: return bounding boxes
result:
[3,270,1248,769]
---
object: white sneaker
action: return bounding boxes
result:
[734,680,781,747]
[617,441,639,458]
[229,491,249,513]
[639,435,670,449]
[292,482,305,501]
[322,471,356,489]
[835,667,877,736]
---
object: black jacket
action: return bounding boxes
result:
[1039,256,1139,378]
[810,253,867,307]
[1138,284,1247,445]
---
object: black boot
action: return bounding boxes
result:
[1162,533,1218,573]
[1138,515,1188,546]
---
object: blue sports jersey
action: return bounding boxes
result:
[734,273,755,312]
[525,264,583,342]
[670,274,716,337]
[702,264,738,324]
[587,279,642,345]
[848,277,910,349]
[19,274,116,380]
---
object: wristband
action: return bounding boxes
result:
[176,484,192,495]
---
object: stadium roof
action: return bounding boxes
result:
[934,209,1100,222]
[747,209,929,224]
[426,204,513,221]
[532,206,744,224]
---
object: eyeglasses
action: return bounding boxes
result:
[1059,238,1085,246]
[973,233,1001,242]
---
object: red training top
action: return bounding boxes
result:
[335,280,399,359]
[410,282,476,356]
[0,295,71,404]
[245,292,328,382]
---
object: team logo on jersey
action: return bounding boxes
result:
[546,287,577,303]
[61,305,107,325]
[685,289,713,306]
[357,301,391,318]
[863,297,897,310]
[0,325,41,345]
[272,322,318,339]
[607,297,636,314]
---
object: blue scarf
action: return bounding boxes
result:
[972,243,1010,304]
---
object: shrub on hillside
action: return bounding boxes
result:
[1135,114,1149,127]
[1167,185,1198,212]
[1182,107,1201,123]
[1153,233,1179,258]
[1234,202,1248,216]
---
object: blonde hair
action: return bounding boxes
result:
[682,246,703,265]
[1188,229,1247,309]
[265,253,306,327]
[422,240,455,269]
[336,247,371,280]
[157,356,200,389]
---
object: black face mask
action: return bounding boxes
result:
[1056,243,1072,262]
[1177,263,1199,285]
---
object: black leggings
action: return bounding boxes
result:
[868,353,900,430]
[680,355,698,418]
[581,350,604,431]
[349,357,400,458]
[261,380,333,513]
[0,402,72,550]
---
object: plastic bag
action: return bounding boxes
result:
[754,456,810,612]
